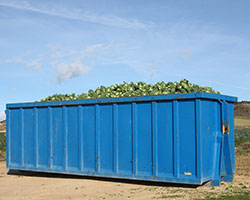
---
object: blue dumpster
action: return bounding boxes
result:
[6,92,237,185]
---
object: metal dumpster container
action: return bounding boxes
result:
[6,92,237,185]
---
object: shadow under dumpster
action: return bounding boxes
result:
[7,169,203,188]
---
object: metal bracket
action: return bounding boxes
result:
[211,100,233,186]
[222,123,229,135]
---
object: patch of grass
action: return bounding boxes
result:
[0,133,6,151]
[236,150,250,156]
[234,128,250,147]
[165,195,184,198]
[0,152,5,161]
[235,118,250,128]
[199,191,250,200]
[159,195,168,199]
[0,133,6,161]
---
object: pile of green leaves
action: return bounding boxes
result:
[40,79,220,102]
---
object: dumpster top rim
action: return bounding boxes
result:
[6,92,237,109]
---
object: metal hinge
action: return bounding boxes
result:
[222,122,229,134]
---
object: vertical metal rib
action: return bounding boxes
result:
[152,101,158,177]
[195,99,202,179]
[34,107,39,168]
[173,100,179,178]
[48,107,53,168]
[20,108,24,166]
[6,109,10,167]
[132,102,137,176]
[95,104,100,173]
[113,103,118,174]
[63,106,68,170]
[78,105,84,171]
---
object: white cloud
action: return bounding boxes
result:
[11,88,17,92]
[150,69,157,81]
[0,0,151,29]
[6,57,42,71]
[180,49,192,58]
[144,57,166,69]
[6,56,23,63]
[5,43,111,83]
[0,111,5,121]
[26,59,42,71]
[49,43,105,62]
[48,43,112,83]
[83,44,104,54]
[56,62,90,83]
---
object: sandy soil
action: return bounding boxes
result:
[0,159,249,200]
[0,121,5,133]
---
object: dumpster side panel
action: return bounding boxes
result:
[178,100,196,179]
[117,103,133,174]
[37,107,49,168]
[156,101,173,176]
[9,109,22,166]
[82,105,96,171]
[23,108,35,167]
[99,104,114,173]
[6,101,202,183]
[51,107,63,169]
[200,100,221,179]
[67,106,80,170]
[137,102,153,176]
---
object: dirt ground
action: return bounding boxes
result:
[0,120,5,133]
[0,157,249,200]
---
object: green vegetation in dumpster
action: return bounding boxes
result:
[40,79,220,102]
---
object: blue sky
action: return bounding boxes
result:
[0,0,250,121]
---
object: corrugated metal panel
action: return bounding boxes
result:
[6,92,237,185]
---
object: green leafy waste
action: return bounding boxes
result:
[40,79,220,102]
